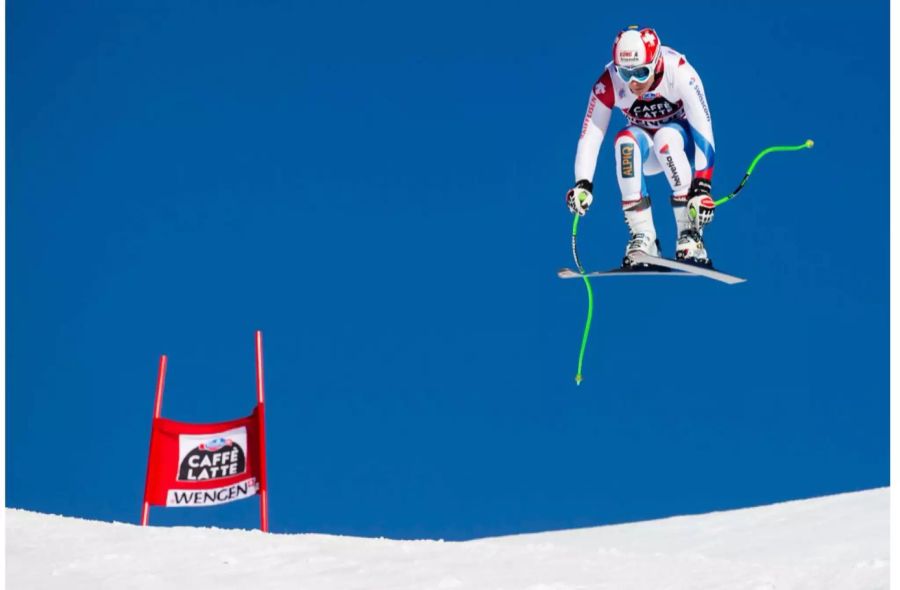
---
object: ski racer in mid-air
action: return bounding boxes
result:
[565,25,718,267]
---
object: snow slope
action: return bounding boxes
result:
[6,488,888,590]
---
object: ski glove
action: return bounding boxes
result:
[566,180,594,216]
[687,178,715,229]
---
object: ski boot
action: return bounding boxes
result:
[622,232,661,268]
[675,229,713,267]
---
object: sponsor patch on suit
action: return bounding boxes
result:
[620,143,635,178]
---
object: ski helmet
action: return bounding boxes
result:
[612,26,662,70]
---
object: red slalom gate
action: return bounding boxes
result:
[140,331,269,531]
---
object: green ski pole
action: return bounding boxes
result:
[713,140,814,207]
[571,213,593,386]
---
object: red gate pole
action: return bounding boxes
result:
[255,331,270,532]
[141,354,168,526]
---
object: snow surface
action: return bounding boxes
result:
[7,488,888,590]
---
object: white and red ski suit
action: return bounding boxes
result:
[575,45,716,239]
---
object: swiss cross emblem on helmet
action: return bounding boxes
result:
[642,30,657,47]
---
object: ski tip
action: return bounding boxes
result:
[558,268,583,279]
[575,374,583,386]
[805,139,814,148]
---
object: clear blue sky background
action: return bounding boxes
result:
[8,0,888,539]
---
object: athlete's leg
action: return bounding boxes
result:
[614,126,666,264]
[614,126,657,240]
[651,121,695,238]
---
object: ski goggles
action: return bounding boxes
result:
[616,64,653,83]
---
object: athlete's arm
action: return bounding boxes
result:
[574,69,614,183]
[675,59,716,183]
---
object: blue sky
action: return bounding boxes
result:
[8,0,889,539]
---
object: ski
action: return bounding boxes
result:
[558,266,695,279]
[629,252,746,284]
[558,254,746,285]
